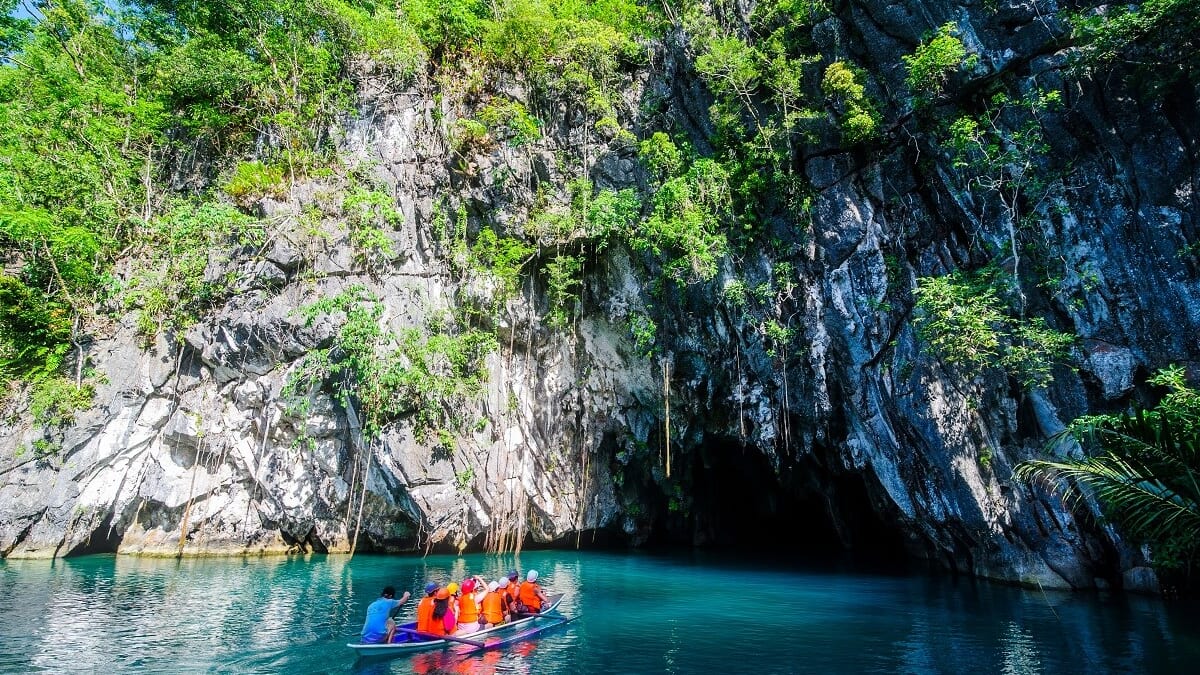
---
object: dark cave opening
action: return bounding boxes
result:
[65,514,122,556]
[649,437,910,568]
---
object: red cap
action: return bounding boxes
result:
[462,579,476,593]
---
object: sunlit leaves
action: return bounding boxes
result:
[297,286,497,438]
[914,268,1075,388]
[903,23,974,101]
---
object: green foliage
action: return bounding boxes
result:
[627,311,657,356]
[29,376,94,428]
[0,0,32,54]
[325,0,427,73]
[903,23,974,100]
[452,117,493,154]
[822,61,881,145]
[224,161,288,206]
[585,187,641,248]
[480,0,652,113]
[638,132,683,180]
[402,0,489,56]
[478,98,541,146]
[914,268,1075,387]
[751,0,831,28]
[947,90,1061,182]
[0,0,428,391]
[594,115,636,146]
[297,286,497,439]
[945,88,1063,285]
[524,178,639,253]
[455,466,476,492]
[721,279,749,309]
[752,282,774,304]
[762,319,794,358]
[771,261,795,295]
[343,187,401,266]
[146,0,424,150]
[693,35,761,104]
[914,270,1004,369]
[0,1,163,339]
[631,158,731,285]
[544,254,583,329]
[1015,366,1200,573]
[1070,0,1200,75]
[1002,318,1078,390]
[0,275,71,381]
[469,227,536,300]
[688,0,827,169]
[31,438,60,458]
[123,202,260,338]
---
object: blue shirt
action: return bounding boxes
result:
[361,597,401,643]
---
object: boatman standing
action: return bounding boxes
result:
[361,586,412,644]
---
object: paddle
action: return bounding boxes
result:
[394,627,486,648]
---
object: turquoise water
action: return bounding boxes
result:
[1,550,1197,674]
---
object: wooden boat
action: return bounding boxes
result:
[347,593,565,656]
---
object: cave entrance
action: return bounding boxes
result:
[657,437,909,567]
[65,513,122,556]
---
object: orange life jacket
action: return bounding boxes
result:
[458,593,479,623]
[425,616,447,637]
[481,591,505,624]
[416,596,436,633]
[518,581,543,612]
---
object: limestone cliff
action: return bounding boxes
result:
[1,1,1196,593]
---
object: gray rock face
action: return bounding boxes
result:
[1,3,1197,593]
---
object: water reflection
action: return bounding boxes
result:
[1,552,1198,674]
[999,621,1042,674]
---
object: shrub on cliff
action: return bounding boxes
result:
[1016,366,1200,585]
[1071,0,1200,75]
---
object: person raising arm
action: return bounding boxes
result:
[360,586,412,644]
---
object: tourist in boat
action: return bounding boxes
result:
[445,581,461,625]
[496,577,513,614]
[503,570,520,606]
[480,580,508,627]
[360,586,411,644]
[432,587,455,635]
[517,570,548,614]
[415,582,439,634]
[499,577,518,615]
[456,578,483,633]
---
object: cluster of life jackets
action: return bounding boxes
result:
[414,578,544,636]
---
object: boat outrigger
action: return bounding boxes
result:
[347,593,568,656]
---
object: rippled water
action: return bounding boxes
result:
[1,550,1197,673]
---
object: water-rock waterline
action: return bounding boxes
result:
[1,550,1196,674]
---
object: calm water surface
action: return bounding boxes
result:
[1,550,1197,673]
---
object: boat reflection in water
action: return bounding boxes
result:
[1,550,1198,674]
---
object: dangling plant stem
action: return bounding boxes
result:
[663,358,671,479]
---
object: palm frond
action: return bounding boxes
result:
[1017,372,1200,565]
[1015,454,1200,546]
